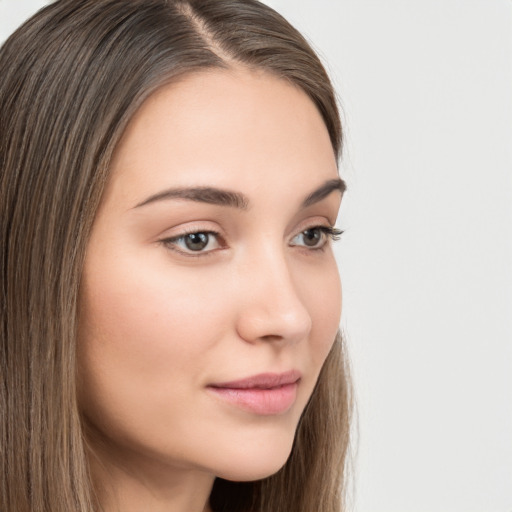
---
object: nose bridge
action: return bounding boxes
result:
[235,242,312,344]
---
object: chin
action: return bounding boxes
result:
[210,430,296,482]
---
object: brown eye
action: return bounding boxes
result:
[162,231,222,255]
[301,228,323,247]
[183,233,209,251]
[291,227,326,249]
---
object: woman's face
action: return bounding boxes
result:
[78,68,343,482]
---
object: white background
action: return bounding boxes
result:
[1,1,511,511]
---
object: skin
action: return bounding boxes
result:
[78,67,343,512]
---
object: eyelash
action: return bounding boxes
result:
[159,225,343,257]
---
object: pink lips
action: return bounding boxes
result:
[207,370,301,415]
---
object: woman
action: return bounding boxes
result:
[0,1,352,511]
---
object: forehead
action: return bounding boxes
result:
[106,67,338,206]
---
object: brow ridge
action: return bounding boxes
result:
[302,178,346,207]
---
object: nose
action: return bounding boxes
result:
[235,250,312,345]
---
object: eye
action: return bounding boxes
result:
[161,231,222,255]
[290,226,343,249]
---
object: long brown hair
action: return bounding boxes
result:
[0,1,352,511]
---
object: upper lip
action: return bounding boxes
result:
[209,370,302,390]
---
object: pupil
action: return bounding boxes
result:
[185,233,209,251]
[303,228,321,247]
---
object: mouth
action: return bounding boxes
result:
[206,370,301,415]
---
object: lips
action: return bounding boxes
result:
[207,370,301,415]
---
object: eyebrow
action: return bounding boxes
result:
[302,178,346,207]
[134,186,249,209]
[133,177,346,210]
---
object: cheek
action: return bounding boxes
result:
[81,241,228,344]
[76,250,232,432]
[299,255,342,372]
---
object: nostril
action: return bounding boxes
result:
[260,334,285,343]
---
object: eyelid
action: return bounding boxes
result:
[290,216,341,238]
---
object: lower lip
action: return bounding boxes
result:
[207,382,298,415]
